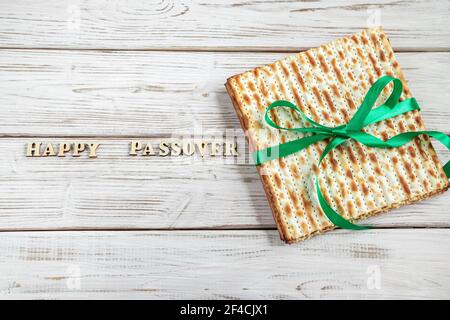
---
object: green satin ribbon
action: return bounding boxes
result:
[253,75,450,230]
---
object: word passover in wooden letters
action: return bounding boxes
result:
[25,140,239,158]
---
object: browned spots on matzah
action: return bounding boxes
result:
[326,176,333,187]
[398,175,412,196]
[346,201,355,217]
[305,51,317,68]
[354,143,367,163]
[243,94,251,106]
[374,166,382,176]
[330,84,341,97]
[248,81,256,92]
[273,173,282,189]
[253,93,264,112]
[301,193,318,227]
[284,203,293,218]
[344,92,357,110]
[369,53,382,77]
[341,108,350,122]
[351,35,359,44]
[338,50,345,60]
[379,49,386,62]
[339,181,348,198]
[356,48,365,61]
[328,151,339,171]
[289,189,300,209]
[292,90,304,112]
[260,80,269,97]
[290,61,306,91]
[297,221,307,235]
[407,146,416,158]
[385,119,395,130]
[360,179,369,196]
[318,54,329,73]
[271,84,281,100]
[347,72,355,81]
[356,198,362,208]
[312,86,324,107]
[312,164,319,174]
[299,156,307,165]
[290,163,300,179]
[321,111,331,122]
[423,179,430,192]
[403,161,415,181]
[290,106,300,122]
[345,168,353,179]
[322,90,337,113]
[414,139,427,159]
[308,105,321,122]
[269,109,280,127]
[428,168,437,179]
[346,146,357,164]
[235,77,245,92]
[278,158,286,169]
[280,62,290,78]
[331,59,345,84]
[334,196,346,214]
[368,176,376,184]
[414,115,424,127]
[361,34,369,45]
[350,181,358,192]
[370,32,379,49]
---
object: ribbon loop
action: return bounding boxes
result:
[254,76,450,230]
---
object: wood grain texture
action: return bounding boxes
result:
[1,0,449,300]
[0,50,449,136]
[0,138,448,230]
[0,0,449,50]
[0,229,449,299]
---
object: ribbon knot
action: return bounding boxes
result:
[329,126,348,138]
[253,76,450,230]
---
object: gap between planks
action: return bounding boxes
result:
[1,226,449,233]
[0,47,449,53]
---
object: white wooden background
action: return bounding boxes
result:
[0,0,449,299]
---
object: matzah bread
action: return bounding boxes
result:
[225,27,449,243]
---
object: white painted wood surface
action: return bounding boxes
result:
[0,230,449,299]
[0,51,449,136]
[0,0,449,299]
[0,0,449,50]
[0,138,448,230]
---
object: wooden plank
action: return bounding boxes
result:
[0,138,448,230]
[0,50,449,136]
[0,0,449,50]
[0,229,449,299]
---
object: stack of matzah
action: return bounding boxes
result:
[225,27,449,243]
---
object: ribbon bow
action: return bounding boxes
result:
[253,76,450,230]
